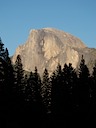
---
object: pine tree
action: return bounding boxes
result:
[63,63,76,94]
[78,55,90,116]
[62,63,77,116]
[92,61,96,80]
[0,58,7,101]
[42,68,51,113]
[0,39,8,104]
[0,38,5,58]
[4,48,14,100]
[91,61,96,108]
[0,39,15,115]
[79,55,90,80]
[14,54,24,101]
[33,67,42,102]
[25,72,35,102]
[51,64,63,116]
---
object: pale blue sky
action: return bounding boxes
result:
[0,0,96,56]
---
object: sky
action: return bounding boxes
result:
[0,0,96,56]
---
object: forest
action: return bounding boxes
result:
[0,38,96,128]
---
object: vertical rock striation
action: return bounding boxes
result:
[12,28,87,75]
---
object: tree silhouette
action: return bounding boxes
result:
[42,68,51,113]
[5,48,14,98]
[92,61,96,79]
[0,39,15,127]
[1,37,96,127]
[0,58,7,104]
[0,38,5,58]
[0,40,11,106]
[25,71,35,102]
[78,55,90,118]
[91,61,96,112]
[32,67,42,103]
[51,64,64,117]
[14,54,25,103]
[61,63,77,116]
[0,38,6,98]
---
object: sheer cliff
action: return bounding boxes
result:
[11,28,96,75]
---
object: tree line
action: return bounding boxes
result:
[0,38,96,127]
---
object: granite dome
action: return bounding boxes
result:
[12,28,88,75]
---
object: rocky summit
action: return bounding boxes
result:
[11,28,96,75]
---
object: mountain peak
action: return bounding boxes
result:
[12,28,91,75]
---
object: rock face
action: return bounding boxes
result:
[11,28,96,75]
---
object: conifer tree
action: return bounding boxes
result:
[92,61,96,81]
[62,63,71,101]
[33,67,42,103]
[0,39,8,103]
[25,67,42,104]
[14,54,24,101]
[25,72,35,102]
[61,63,77,115]
[79,55,90,80]
[78,55,90,115]
[42,68,51,113]
[0,39,14,113]
[91,61,96,108]
[0,38,5,58]
[0,58,7,101]
[51,64,63,116]
[4,48,15,102]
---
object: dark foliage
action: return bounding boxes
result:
[41,68,51,113]
[1,38,96,127]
